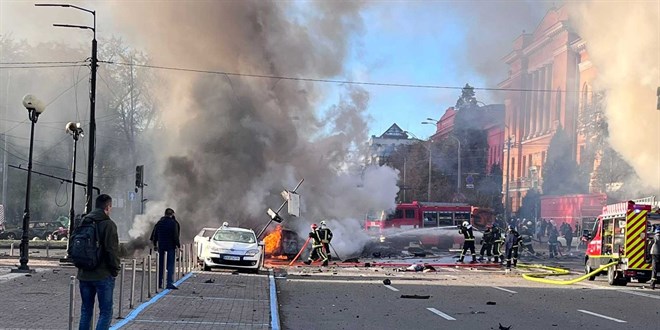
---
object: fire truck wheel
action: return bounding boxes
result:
[607,266,627,286]
[203,262,211,272]
[584,264,596,281]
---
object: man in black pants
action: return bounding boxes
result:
[304,224,328,266]
[150,208,181,290]
[651,228,660,290]
[504,225,521,272]
[478,225,494,262]
[458,221,476,263]
[491,225,503,263]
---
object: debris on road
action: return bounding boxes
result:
[498,323,512,330]
[486,301,497,305]
[400,294,430,299]
[204,278,215,283]
[383,279,391,285]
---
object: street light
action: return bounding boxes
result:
[422,119,461,197]
[13,95,47,273]
[36,3,97,214]
[64,122,83,258]
[405,131,433,202]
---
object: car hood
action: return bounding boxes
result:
[210,240,258,252]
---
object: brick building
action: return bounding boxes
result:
[499,6,595,213]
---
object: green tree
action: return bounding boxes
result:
[455,83,478,110]
[542,126,581,195]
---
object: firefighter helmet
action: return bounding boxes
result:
[508,225,515,230]
[311,223,318,229]
[655,227,660,234]
[320,220,327,226]
[462,221,469,227]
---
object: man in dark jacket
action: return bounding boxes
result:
[651,228,660,290]
[458,221,477,263]
[304,223,328,266]
[504,225,521,272]
[478,225,494,262]
[150,208,181,289]
[77,194,120,330]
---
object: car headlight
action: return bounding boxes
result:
[210,247,223,253]
[245,249,260,257]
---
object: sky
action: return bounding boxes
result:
[0,0,550,140]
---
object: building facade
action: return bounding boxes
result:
[499,6,594,213]
[367,123,416,165]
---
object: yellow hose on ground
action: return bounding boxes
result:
[519,261,618,285]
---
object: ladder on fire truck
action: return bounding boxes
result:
[601,196,656,218]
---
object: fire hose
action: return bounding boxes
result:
[519,261,618,285]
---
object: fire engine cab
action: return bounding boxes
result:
[584,196,660,286]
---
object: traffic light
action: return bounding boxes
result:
[135,165,144,189]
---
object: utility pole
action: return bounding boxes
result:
[504,136,512,222]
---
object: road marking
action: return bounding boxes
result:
[444,274,458,278]
[384,285,399,292]
[578,310,626,323]
[492,286,517,294]
[426,307,456,321]
[620,290,660,300]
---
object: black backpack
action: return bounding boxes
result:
[68,217,102,270]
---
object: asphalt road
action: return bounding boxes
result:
[277,263,660,330]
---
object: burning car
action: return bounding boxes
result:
[263,225,302,260]
[199,225,263,272]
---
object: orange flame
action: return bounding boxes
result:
[264,225,282,255]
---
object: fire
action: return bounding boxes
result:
[263,225,282,255]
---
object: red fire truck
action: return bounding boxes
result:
[364,201,484,233]
[584,197,660,285]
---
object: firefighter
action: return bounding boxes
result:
[520,225,536,255]
[318,220,333,261]
[478,225,494,262]
[651,228,660,290]
[304,224,329,266]
[458,221,477,263]
[491,225,503,263]
[548,226,559,258]
[504,225,521,272]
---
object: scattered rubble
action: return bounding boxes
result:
[400,294,430,299]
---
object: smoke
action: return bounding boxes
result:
[568,2,660,191]
[105,1,399,246]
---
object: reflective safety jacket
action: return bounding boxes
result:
[492,227,504,243]
[309,230,323,248]
[504,230,521,249]
[319,227,333,244]
[482,228,494,244]
[459,226,475,241]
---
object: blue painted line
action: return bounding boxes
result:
[269,269,281,330]
[110,272,194,330]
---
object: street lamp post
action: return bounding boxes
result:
[64,122,83,257]
[504,136,512,222]
[36,3,97,214]
[422,119,461,197]
[13,95,46,273]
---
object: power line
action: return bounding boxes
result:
[99,60,590,94]
[0,60,87,65]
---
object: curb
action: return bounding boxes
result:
[269,269,281,330]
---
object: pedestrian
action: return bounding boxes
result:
[540,219,548,238]
[548,226,559,258]
[478,225,494,262]
[535,222,544,243]
[520,225,536,255]
[562,223,573,252]
[318,220,333,261]
[304,223,329,266]
[74,194,120,330]
[457,221,477,263]
[491,225,503,264]
[150,207,181,290]
[651,228,660,290]
[504,225,521,272]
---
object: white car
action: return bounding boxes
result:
[194,227,218,260]
[200,226,263,272]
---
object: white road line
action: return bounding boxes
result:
[492,286,517,294]
[620,290,660,300]
[384,285,399,292]
[578,310,627,323]
[444,274,458,278]
[426,308,456,321]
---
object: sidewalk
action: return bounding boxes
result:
[0,257,276,330]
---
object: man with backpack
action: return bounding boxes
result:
[150,208,181,289]
[69,194,120,330]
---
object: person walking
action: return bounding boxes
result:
[150,208,181,290]
[650,228,660,290]
[504,225,521,272]
[304,223,328,266]
[520,225,536,255]
[548,226,560,258]
[74,194,120,330]
[563,223,574,252]
[457,221,477,263]
[478,225,494,262]
[318,220,333,261]
[492,225,503,264]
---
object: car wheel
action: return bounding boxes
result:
[6,233,17,240]
[203,262,211,271]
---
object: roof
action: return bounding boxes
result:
[379,123,408,139]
